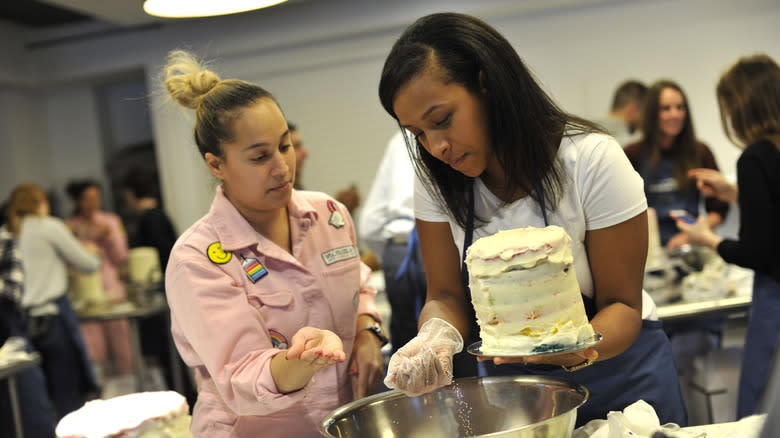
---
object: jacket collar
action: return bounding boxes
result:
[208,186,317,252]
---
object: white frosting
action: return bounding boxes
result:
[68,270,106,308]
[465,226,595,354]
[128,247,163,284]
[56,391,192,438]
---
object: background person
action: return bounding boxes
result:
[6,183,101,419]
[677,53,780,419]
[122,167,198,408]
[597,79,647,147]
[65,179,134,387]
[377,12,686,427]
[359,130,425,353]
[0,200,56,438]
[163,50,385,437]
[289,121,361,213]
[623,80,729,249]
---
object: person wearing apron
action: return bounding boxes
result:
[378,12,687,427]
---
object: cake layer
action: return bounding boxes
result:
[56,391,192,438]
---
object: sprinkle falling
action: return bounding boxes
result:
[452,382,474,436]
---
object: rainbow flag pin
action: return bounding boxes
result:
[241,254,268,283]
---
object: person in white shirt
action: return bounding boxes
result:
[359,130,424,352]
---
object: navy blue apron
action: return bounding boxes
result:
[738,272,780,418]
[458,182,687,427]
[639,150,725,348]
[638,152,699,247]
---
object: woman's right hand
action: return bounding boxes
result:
[688,168,738,204]
[384,318,463,397]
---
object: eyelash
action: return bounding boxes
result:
[251,144,292,161]
[414,114,452,143]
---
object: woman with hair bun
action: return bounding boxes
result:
[162,50,385,437]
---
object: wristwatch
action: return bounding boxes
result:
[359,320,389,346]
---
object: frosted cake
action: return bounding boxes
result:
[465,225,595,354]
[56,391,192,438]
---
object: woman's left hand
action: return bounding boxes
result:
[348,327,384,399]
[479,347,598,367]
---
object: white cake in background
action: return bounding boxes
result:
[56,391,192,438]
[465,225,595,354]
[128,247,162,284]
[645,208,667,272]
[68,270,106,309]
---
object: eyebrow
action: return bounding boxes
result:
[243,129,291,150]
[401,104,442,130]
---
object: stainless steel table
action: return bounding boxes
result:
[656,294,752,322]
[0,352,41,438]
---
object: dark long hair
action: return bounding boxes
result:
[640,80,700,194]
[378,12,601,228]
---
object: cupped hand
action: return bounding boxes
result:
[285,327,346,372]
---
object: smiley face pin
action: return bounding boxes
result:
[207,242,232,264]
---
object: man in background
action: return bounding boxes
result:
[598,79,648,146]
[289,122,360,213]
[359,131,424,352]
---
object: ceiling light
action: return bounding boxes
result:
[143,0,288,18]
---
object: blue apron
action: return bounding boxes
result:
[638,153,699,247]
[457,182,687,427]
[738,272,780,418]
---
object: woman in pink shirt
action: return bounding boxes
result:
[163,50,385,437]
[65,180,134,381]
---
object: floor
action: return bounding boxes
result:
[677,314,748,426]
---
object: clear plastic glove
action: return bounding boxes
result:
[384,318,463,397]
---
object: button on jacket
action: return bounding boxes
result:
[166,186,378,437]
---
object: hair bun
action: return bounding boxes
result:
[164,50,221,109]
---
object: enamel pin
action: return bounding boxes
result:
[327,200,345,229]
[240,254,268,283]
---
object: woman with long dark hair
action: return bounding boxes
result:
[378,12,686,426]
[624,80,729,248]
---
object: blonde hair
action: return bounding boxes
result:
[163,50,279,159]
[7,183,47,236]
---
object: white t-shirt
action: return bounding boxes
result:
[414,132,657,319]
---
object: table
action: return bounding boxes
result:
[656,294,752,322]
[0,352,41,438]
[78,295,178,393]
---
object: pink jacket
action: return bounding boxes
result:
[166,187,379,437]
[66,211,128,300]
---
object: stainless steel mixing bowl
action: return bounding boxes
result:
[320,375,588,437]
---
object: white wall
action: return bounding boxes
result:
[0,0,778,232]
